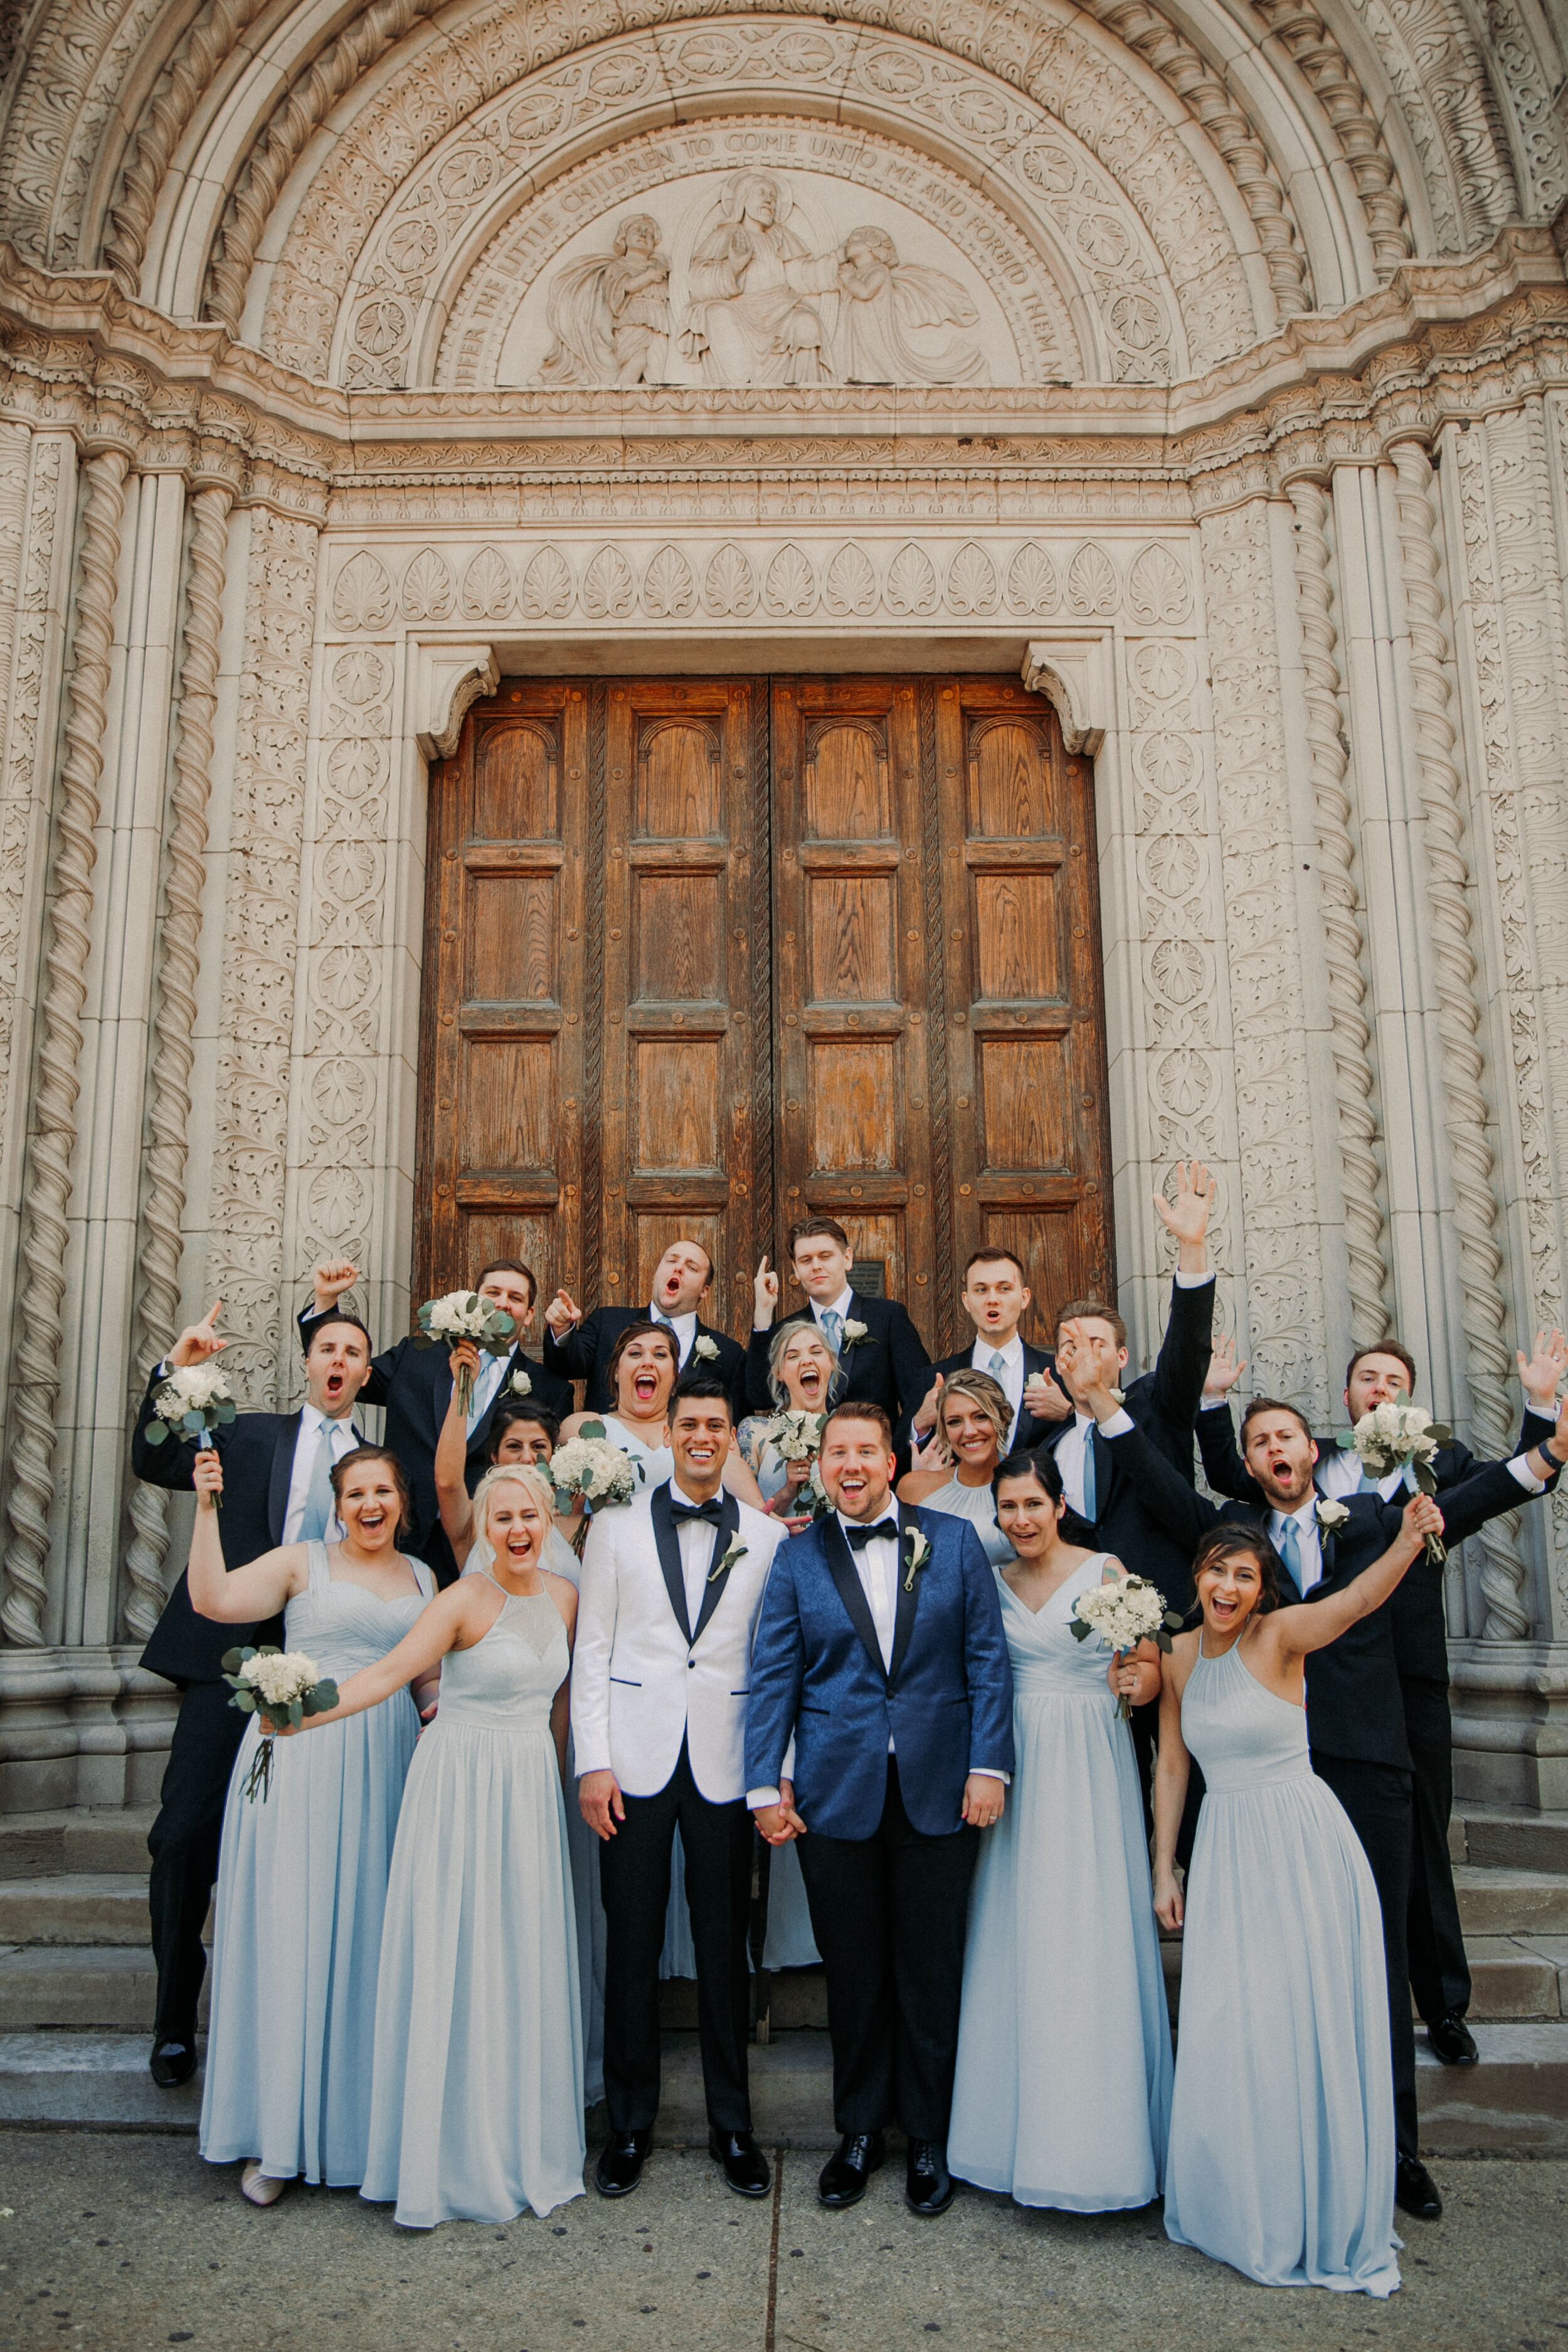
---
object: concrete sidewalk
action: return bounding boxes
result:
[1,2131,1565,2352]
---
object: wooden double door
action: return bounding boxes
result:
[417,674,1112,1352]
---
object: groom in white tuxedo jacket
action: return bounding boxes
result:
[573,1373,784,2201]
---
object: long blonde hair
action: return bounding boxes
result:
[465,1462,557,1578]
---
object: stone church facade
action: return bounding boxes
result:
[0,0,1565,1814]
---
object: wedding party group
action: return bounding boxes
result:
[129,1162,1568,2301]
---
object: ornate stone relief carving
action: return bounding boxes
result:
[3,447,127,1647]
[1200,499,1332,1419]
[322,532,1194,630]
[269,15,1251,389]
[0,432,61,1185]
[122,482,233,1644]
[203,504,320,1402]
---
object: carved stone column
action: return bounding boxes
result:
[2,446,129,1648]
[121,480,235,1645]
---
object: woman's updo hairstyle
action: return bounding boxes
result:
[471,1461,558,1537]
[329,1443,412,1541]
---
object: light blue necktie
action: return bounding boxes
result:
[822,1308,844,1358]
[1277,1514,1305,1590]
[1079,1425,1098,1522]
[988,1351,1009,1378]
[1356,1465,1380,1495]
[298,1424,338,1543]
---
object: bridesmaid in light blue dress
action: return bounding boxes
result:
[186,1444,434,2205]
[293,1461,586,2226]
[1153,1508,1438,2297]
[898,1370,1017,1568]
[948,1448,1171,2210]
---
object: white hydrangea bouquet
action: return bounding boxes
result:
[415,1289,516,1417]
[549,1421,637,1515]
[1338,1401,1453,1560]
[1071,1569,1184,1720]
[142,1364,237,1502]
[760,1407,827,1462]
[221,1645,341,1803]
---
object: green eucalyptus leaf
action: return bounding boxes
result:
[289,1697,304,1727]
[232,1689,257,1712]
[580,1419,607,1441]
[220,1646,244,1673]
[1428,1424,1453,1446]
[1069,1619,1091,1643]
[143,1421,168,1446]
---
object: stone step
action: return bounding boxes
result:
[1454,1806,1568,1875]
[0,1873,156,1947]
[0,1808,155,1880]
[1459,1934,1568,2020]
[1452,1863,1568,1935]
[1,2023,1564,2155]
[0,1945,169,2030]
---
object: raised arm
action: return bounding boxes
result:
[541,1294,597,1383]
[886,1300,934,1422]
[433,1338,480,1561]
[297,1259,396,1406]
[299,1581,482,1727]
[1096,1402,1222,1553]
[130,1302,228,1489]
[1143,1162,1217,1449]
[186,1451,307,1624]
[1271,1494,1436,1658]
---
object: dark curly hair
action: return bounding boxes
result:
[1190,1523,1283,1615]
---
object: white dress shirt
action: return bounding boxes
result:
[465,1344,515,1435]
[282,1404,364,1543]
[652,1305,698,1366]
[970,1332,1025,1436]
[671,1477,726,1629]
[1270,1496,1325,1593]
[1200,1401,1550,1503]
[1057,1407,1135,1517]
[813,1288,857,1333]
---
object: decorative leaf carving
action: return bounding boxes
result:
[825,544,878,618]
[581,544,635,620]
[1127,543,1193,626]
[764,544,817,617]
[1007,543,1061,617]
[460,546,514,621]
[885,543,938,617]
[643,543,696,618]
[1067,543,1119,617]
[522,546,573,620]
[704,543,757,618]
[400,548,454,622]
[331,550,392,632]
[946,542,998,617]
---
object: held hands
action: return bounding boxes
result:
[312,1259,359,1315]
[545,1288,583,1342]
[1153,1158,1216,1271]
[1202,1335,1247,1401]
[167,1299,227,1370]
[755,1779,807,1845]
[1153,1864,1184,1934]
[579,1769,625,1841]
[1518,1327,1568,1412]
[961,1774,1005,1830]
[753,1256,780,1330]
[192,1451,225,1510]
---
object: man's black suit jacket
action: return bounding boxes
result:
[132,1370,298,1685]
[1033,1276,1215,1609]
[1195,1403,1556,1682]
[894,1339,1067,1458]
[542,1304,748,1421]
[297,1305,572,1585]
[1107,1419,1539,1764]
[743,1291,931,1422]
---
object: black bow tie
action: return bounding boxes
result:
[670,1496,724,1528]
[844,1518,898,1550]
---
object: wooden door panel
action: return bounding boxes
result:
[418,683,588,1301]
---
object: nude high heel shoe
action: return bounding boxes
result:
[240,2161,289,2207]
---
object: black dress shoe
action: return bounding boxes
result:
[817,2131,886,2209]
[1395,2153,1443,2220]
[149,2038,196,2090]
[595,2129,652,2197]
[904,2140,956,2218]
[709,2128,770,2198]
[1426,2011,1479,2067]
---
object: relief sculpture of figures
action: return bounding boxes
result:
[535,174,987,388]
[539,213,673,386]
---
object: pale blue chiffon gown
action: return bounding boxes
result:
[949,1555,1172,2209]
[200,1540,433,2183]
[362,1576,585,2226]
[1163,1638,1400,2297]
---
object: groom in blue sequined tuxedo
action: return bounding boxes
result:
[744,1401,1014,2218]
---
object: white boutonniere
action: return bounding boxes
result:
[709,1535,748,1584]
[842,1319,868,1347]
[903,1525,932,1593]
[693,1335,720,1364]
[509,1366,532,1398]
[1316,1498,1350,1532]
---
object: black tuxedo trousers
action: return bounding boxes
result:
[1402,1678,1471,2024]
[598,1739,754,2135]
[146,1681,248,2045]
[796,1757,979,2143]
[1311,1752,1418,2158]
